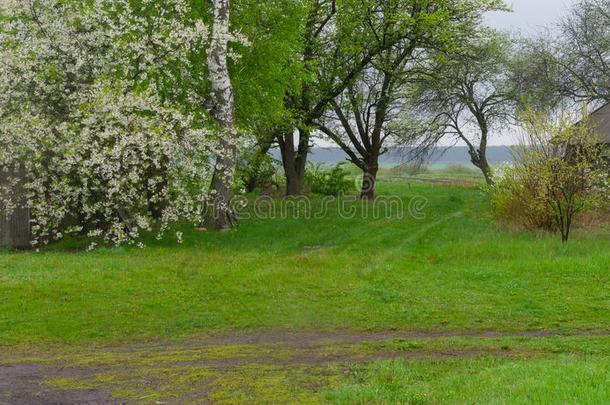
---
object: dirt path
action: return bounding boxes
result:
[1,329,608,404]
[137,328,609,348]
[0,364,117,405]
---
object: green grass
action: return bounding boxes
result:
[327,355,610,404]
[0,181,609,403]
[327,336,610,404]
[0,181,608,346]
[380,163,485,182]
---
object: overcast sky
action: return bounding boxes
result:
[486,0,578,34]
[423,0,580,147]
[478,0,579,145]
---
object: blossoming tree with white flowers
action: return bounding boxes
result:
[0,0,231,248]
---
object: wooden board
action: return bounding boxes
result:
[0,169,32,249]
[0,206,31,249]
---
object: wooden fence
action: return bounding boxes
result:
[0,170,32,249]
[0,206,31,249]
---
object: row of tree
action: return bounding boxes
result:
[231,0,508,205]
[1,0,608,245]
[230,0,610,212]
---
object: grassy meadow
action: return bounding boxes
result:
[1,178,609,403]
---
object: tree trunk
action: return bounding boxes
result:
[467,144,494,186]
[278,129,309,196]
[361,159,379,200]
[479,158,494,186]
[562,205,574,243]
[207,145,238,230]
[285,168,305,196]
[205,0,238,231]
[478,128,494,186]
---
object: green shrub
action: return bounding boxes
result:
[491,110,610,241]
[235,150,279,193]
[305,162,353,196]
[490,164,557,231]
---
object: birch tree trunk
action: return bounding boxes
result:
[206,0,238,231]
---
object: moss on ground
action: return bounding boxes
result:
[2,333,607,404]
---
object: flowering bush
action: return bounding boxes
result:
[490,163,558,231]
[491,110,610,242]
[0,0,222,247]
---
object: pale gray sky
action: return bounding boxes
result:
[479,0,579,145]
[486,0,578,34]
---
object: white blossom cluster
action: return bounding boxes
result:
[0,0,220,248]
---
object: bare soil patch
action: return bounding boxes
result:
[1,329,607,404]
[0,364,118,405]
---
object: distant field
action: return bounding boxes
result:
[1,181,608,403]
[277,146,516,166]
[316,153,492,184]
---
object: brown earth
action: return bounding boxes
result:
[1,329,607,404]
